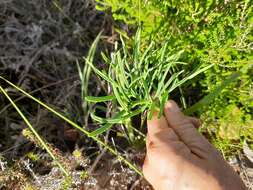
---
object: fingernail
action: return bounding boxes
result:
[165,100,180,112]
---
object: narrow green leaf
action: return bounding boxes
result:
[82,31,103,105]
[130,100,151,108]
[90,111,125,124]
[158,91,169,118]
[90,108,144,124]
[84,58,117,85]
[76,60,83,82]
[89,111,126,136]
[169,64,214,92]
[116,52,129,87]
[112,85,128,110]
[148,102,156,120]
[89,123,113,137]
[160,42,168,62]
[148,69,158,92]
[184,72,241,115]
[129,75,144,88]
[101,52,110,64]
[133,29,141,69]
[165,50,184,62]
[85,95,116,103]
[157,70,184,98]
[140,41,154,69]
[126,107,146,119]
[155,62,174,97]
[185,64,214,80]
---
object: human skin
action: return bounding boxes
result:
[143,100,246,190]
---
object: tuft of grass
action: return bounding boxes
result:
[77,32,103,116]
[84,29,213,142]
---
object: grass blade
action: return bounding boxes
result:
[90,108,144,124]
[0,76,143,176]
[0,86,69,176]
[85,95,116,103]
[169,64,214,93]
[184,71,241,114]
[89,123,113,136]
[84,58,116,85]
[90,111,126,124]
[157,70,184,97]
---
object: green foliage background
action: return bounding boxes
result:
[95,0,253,154]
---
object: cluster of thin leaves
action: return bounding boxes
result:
[85,30,213,137]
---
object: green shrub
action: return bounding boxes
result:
[95,0,253,154]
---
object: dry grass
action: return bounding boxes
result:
[0,0,111,157]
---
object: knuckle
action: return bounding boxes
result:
[177,123,195,136]
[180,118,195,127]
[174,117,194,129]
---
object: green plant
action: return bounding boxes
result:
[96,0,163,37]
[95,0,218,39]
[95,0,253,155]
[84,30,212,143]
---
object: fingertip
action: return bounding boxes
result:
[164,100,181,113]
[147,111,158,129]
[164,100,182,124]
[146,112,169,136]
[147,110,159,121]
[147,113,159,130]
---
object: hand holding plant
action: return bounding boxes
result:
[143,100,246,190]
[84,30,212,142]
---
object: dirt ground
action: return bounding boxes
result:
[0,0,252,189]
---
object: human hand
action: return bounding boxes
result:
[143,100,246,190]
